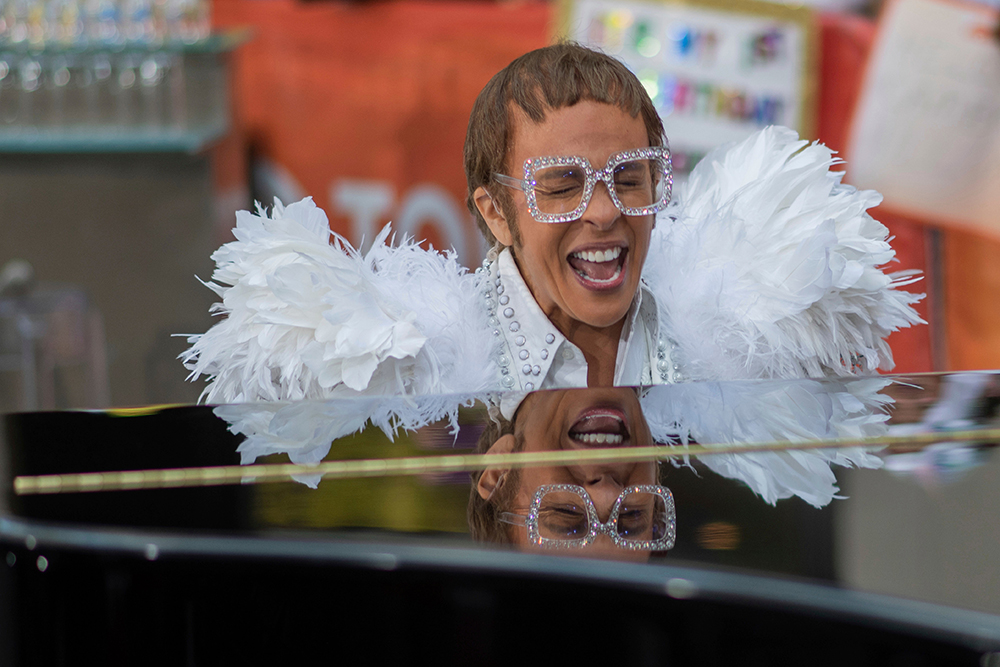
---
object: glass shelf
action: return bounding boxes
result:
[0,30,252,56]
[0,120,227,152]
[0,31,242,153]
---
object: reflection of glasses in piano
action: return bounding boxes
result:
[500,484,675,550]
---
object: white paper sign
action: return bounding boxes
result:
[848,0,1000,234]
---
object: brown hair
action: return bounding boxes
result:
[464,42,665,247]
[467,412,521,544]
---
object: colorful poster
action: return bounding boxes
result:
[560,0,817,174]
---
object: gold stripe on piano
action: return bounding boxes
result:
[12,428,1000,495]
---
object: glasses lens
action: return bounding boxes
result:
[612,158,667,210]
[616,491,670,542]
[536,489,590,540]
[532,163,586,215]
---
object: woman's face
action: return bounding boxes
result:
[486,388,658,561]
[511,388,656,516]
[495,101,656,335]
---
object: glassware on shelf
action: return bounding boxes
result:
[83,0,121,45]
[0,14,238,151]
[0,0,211,49]
[45,0,84,46]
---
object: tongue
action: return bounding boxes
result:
[571,415,623,436]
[568,255,619,282]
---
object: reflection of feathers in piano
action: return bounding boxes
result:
[641,378,891,508]
[214,394,478,487]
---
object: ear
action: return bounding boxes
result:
[474,186,515,247]
[477,433,515,500]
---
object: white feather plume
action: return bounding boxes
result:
[646,126,924,382]
[181,197,498,404]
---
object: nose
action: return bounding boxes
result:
[582,181,620,230]
[577,464,630,522]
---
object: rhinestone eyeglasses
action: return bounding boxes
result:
[493,146,673,223]
[500,483,676,550]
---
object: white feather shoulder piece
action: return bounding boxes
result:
[645,126,924,382]
[181,197,498,403]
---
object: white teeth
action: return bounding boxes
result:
[571,247,623,263]
[572,433,624,445]
[574,264,622,284]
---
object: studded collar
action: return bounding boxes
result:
[484,248,671,400]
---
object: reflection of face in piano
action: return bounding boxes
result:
[474,388,659,561]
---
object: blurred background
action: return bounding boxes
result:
[0,0,997,412]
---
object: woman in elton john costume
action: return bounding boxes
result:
[184,44,921,402]
[183,44,922,478]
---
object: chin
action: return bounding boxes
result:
[574,300,633,330]
[563,260,641,326]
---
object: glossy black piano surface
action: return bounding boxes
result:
[3,374,1000,665]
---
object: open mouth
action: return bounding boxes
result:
[568,407,630,446]
[567,246,627,289]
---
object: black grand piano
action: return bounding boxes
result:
[3,374,1000,665]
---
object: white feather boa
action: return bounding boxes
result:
[181,197,498,404]
[646,126,924,382]
[182,126,924,503]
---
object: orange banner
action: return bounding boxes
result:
[214,0,551,265]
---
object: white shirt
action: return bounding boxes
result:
[488,248,673,411]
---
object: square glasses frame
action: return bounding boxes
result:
[493,145,673,224]
[501,483,676,550]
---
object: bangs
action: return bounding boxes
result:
[509,61,647,125]
[502,44,654,142]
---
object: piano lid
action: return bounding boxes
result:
[3,372,1000,621]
